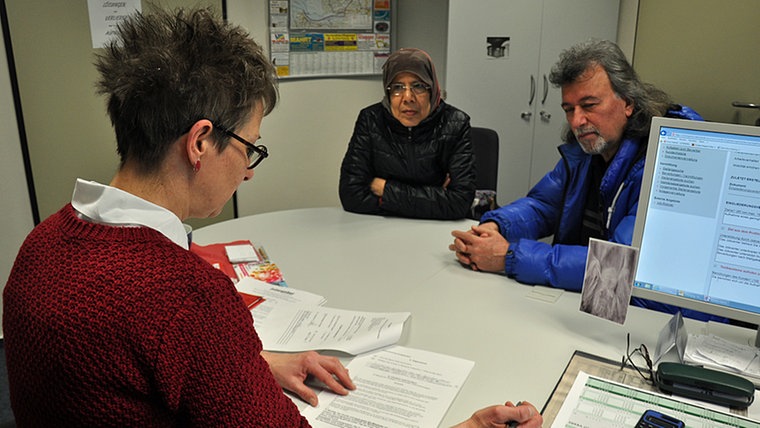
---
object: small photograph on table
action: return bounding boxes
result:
[580,239,638,324]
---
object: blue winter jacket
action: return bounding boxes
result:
[481,106,723,321]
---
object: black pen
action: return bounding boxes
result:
[506,401,522,427]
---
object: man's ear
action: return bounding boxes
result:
[624,98,635,118]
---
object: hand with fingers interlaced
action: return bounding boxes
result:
[449,222,510,273]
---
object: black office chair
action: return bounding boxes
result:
[468,127,499,220]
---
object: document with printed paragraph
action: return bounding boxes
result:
[255,304,410,354]
[236,277,409,355]
[302,346,474,428]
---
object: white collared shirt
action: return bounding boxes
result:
[71,178,189,250]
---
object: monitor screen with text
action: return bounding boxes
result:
[632,117,760,324]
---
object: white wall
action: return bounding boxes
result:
[0,23,35,337]
[236,76,382,216]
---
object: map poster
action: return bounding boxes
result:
[290,0,372,30]
[268,0,392,78]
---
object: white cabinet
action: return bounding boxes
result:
[446,0,620,204]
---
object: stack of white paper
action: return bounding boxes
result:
[684,334,760,382]
[235,277,410,355]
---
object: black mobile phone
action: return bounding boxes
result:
[635,409,685,428]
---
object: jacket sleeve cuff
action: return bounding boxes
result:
[504,245,517,276]
[479,219,504,236]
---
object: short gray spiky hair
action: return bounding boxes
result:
[95,7,278,172]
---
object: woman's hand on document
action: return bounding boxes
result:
[453,401,543,428]
[261,350,356,406]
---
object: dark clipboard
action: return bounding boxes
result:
[541,350,751,426]
[541,350,668,426]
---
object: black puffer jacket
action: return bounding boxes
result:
[339,101,476,219]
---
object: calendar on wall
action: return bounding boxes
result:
[268,0,392,78]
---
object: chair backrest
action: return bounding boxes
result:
[470,127,499,193]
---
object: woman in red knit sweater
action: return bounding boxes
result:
[3,7,541,428]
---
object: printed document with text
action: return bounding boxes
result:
[302,345,474,428]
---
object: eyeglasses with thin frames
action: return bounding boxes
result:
[386,82,431,97]
[214,123,268,169]
[621,333,654,384]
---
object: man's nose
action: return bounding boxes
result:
[568,107,588,128]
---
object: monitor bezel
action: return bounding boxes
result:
[631,116,760,325]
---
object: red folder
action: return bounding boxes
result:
[189,240,253,280]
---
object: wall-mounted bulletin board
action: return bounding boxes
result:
[268,0,392,78]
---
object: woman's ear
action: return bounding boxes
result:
[185,119,214,169]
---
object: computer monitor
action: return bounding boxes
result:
[631,117,760,328]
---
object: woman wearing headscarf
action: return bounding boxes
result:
[339,48,476,220]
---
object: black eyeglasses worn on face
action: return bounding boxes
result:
[214,123,268,169]
[386,82,431,97]
[621,333,654,384]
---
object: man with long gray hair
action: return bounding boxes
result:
[449,39,718,320]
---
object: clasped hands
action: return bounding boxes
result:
[449,222,510,273]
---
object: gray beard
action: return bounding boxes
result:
[580,138,609,156]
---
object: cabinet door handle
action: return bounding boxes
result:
[540,110,551,121]
[529,75,536,106]
[541,75,549,105]
[732,101,760,109]
[521,111,533,120]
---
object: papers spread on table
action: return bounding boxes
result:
[235,277,410,355]
[198,242,408,354]
[551,371,760,428]
[201,242,473,423]
[685,334,760,384]
[301,345,474,428]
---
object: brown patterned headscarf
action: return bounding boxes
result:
[381,48,442,110]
